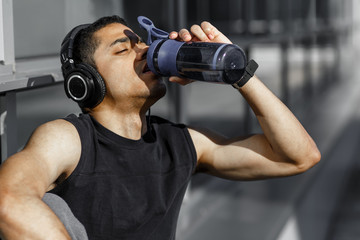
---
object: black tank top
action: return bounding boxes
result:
[49,114,197,240]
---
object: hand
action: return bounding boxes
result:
[168,21,232,85]
[169,21,232,44]
[168,77,195,85]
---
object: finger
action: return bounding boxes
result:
[169,76,194,86]
[191,36,201,42]
[169,31,178,39]
[200,21,217,40]
[178,29,192,42]
[200,21,232,43]
[190,24,210,42]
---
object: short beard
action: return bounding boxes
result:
[147,81,167,103]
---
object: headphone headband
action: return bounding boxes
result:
[60,24,90,71]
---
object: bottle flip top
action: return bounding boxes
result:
[138,16,248,84]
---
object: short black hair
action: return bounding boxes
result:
[73,15,128,69]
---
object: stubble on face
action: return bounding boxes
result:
[92,23,167,108]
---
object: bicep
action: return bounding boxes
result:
[0,120,81,197]
[0,151,54,197]
[189,127,301,180]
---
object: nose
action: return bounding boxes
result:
[135,43,148,61]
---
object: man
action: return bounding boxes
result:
[0,15,320,239]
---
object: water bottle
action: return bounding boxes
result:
[149,39,247,84]
[138,16,247,84]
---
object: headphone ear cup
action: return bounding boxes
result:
[64,67,92,105]
[64,63,106,109]
[82,63,107,108]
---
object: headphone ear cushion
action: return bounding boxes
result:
[76,63,106,108]
[83,63,106,107]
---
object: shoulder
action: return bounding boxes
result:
[0,119,82,193]
[150,116,194,144]
[27,118,80,148]
[187,126,227,162]
[25,119,81,177]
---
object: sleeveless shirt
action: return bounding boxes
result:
[49,114,197,240]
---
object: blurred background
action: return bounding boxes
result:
[1,0,360,239]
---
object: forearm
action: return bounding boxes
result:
[0,192,71,240]
[238,75,320,166]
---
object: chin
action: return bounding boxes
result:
[150,81,167,99]
[139,74,167,101]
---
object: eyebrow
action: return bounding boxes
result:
[109,37,130,47]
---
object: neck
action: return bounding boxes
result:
[90,107,149,140]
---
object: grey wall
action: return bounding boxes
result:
[13,0,124,58]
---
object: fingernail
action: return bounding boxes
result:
[208,33,214,40]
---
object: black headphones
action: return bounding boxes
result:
[60,24,106,109]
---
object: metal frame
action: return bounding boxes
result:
[0,92,16,162]
[0,0,15,163]
[0,0,14,69]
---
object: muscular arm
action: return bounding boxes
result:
[0,120,81,239]
[190,75,321,180]
[170,21,321,180]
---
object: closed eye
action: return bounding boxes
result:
[115,49,128,54]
